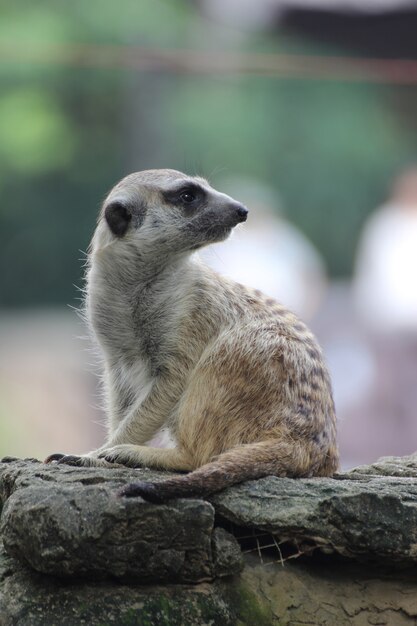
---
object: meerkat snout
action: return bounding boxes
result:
[216,201,249,227]
[235,204,249,222]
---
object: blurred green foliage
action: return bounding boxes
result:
[0,88,76,173]
[0,0,416,306]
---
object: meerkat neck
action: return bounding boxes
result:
[95,243,189,290]
[87,246,198,360]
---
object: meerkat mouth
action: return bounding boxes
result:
[208,224,234,240]
[188,225,232,250]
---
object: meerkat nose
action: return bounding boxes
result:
[235,204,249,222]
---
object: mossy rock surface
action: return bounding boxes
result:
[0,543,268,626]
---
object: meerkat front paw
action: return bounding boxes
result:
[97,444,146,468]
[44,453,116,468]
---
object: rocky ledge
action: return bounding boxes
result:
[1,453,417,625]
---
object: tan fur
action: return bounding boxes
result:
[45,169,339,501]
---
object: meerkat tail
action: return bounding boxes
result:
[118,439,316,503]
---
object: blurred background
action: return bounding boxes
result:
[1,0,417,468]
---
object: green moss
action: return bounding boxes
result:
[94,582,273,626]
[102,590,235,626]
[226,581,273,626]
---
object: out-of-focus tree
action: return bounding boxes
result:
[0,0,416,306]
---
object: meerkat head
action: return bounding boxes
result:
[93,169,248,256]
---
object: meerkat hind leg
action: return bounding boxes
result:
[97,444,194,471]
[119,438,313,502]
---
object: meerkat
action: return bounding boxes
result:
[45,169,339,502]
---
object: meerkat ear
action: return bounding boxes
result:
[104,200,132,237]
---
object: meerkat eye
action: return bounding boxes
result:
[163,183,204,209]
[180,190,196,203]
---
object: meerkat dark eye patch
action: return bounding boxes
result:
[104,201,132,237]
[163,182,207,215]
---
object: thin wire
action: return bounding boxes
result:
[1,42,417,84]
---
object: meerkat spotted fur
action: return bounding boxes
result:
[45,169,339,501]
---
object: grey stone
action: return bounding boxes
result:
[0,461,242,583]
[2,455,417,624]
[211,467,417,565]
[348,451,417,478]
[0,542,249,626]
[3,454,417,582]
[1,542,417,626]
[212,526,244,577]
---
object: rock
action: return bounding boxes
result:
[3,455,417,582]
[0,461,242,583]
[1,542,417,626]
[348,451,417,478]
[239,555,417,626]
[2,454,417,624]
[211,471,417,564]
[212,527,244,577]
[0,542,257,626]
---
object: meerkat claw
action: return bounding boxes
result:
[56,455,84,466]
[97,451,123,465]
[44,453,66,464]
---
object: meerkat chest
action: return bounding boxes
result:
[133,293,190,371]
[113,356,154,411]
[88,256,210,381]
